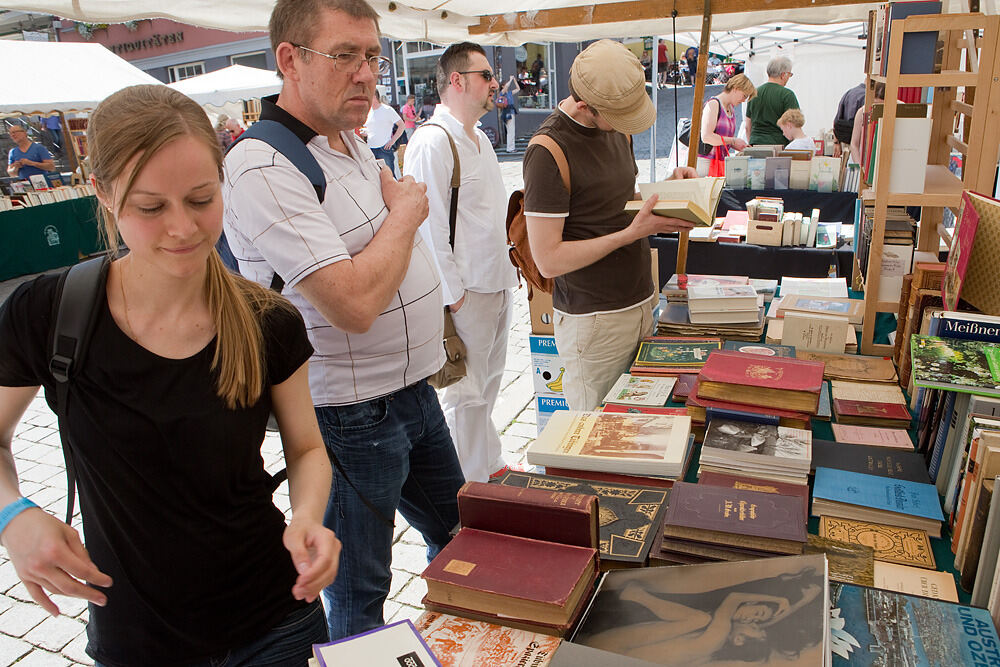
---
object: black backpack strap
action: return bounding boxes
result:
[50,256,109,524]
[228,120,329,292]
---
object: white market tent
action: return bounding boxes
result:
[167,64,281,106]
[0,39,161,115]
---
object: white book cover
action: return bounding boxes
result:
[888,117,933,193]
[313,620,441,667]
[779,277,849,298]
[602,373,676,407]
[686,284,758,300]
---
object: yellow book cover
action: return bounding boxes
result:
[819,516,935,568]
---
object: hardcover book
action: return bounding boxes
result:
[313,620,441,667]
[818,516,935,568]
[686,379,811,429]
[830,424,914,449]
[601,374,675,408]
[697,470,808,519]
[722,341,796,357]
[413,611,561,667]
[686,284,759,312]
[662,481,807,553]
[526,411,691,478]
[813,468,944,532]
[422,528,598,631]
[670,373,698,400]
[632,177,726,226]
[697,350,824,413]
[778,296,865,325]
[829,583,999,665]
[700,418,812,474]
[910,335,1000,397]
[573,554,828,665]
[494,471,670,567]
[872,562,959,602]
[540,466,675,489]
[629,337,722,375]
[811,441,931,484]
[457,481,598,550]
[832,399,912,428]
[930,310,1000,344]
[804,535,875,586]
[795,352,898,383]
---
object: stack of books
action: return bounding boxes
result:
[657,481,807,564]
[686,284,762,324]
[660,273,749,300]
[830,379,911,428]
[658,300,766,340]
[699,417,813,485]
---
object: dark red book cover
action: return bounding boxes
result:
[458,481,598,549]
[687,379,812,425]
[422,528,597,608]
[697,471,808,519]
[832,399,911,421]
[542,467,675,489]
[699,350,824,393]
[663,481,807,543]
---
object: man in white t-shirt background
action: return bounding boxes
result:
[364,90,405,175]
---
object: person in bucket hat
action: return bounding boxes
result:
[521,39,699,412]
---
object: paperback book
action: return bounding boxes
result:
[911,335,1000,397]
[312,620,441,667]
[872,562,959,602]
[812,468,944,536]
[721,341,796,357]
[413,611,562,667]
[830,424,914,449]
[629,337,722,376]
[602,374,675,408]
[811,440,930,484]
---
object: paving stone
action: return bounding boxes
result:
[25,487,66,512]
[0,564,22,596]
[19,465,63,485]
[6,583,34,603]
[38,432,64,448]
[382,599,402,623]
[0,600,48,637]
[393,578,427,608]
[0,634,31,666]
[24,615,85,652]
[391,542,430,576]
[48,595,87,620]
[388,569,413,598]
[398,527,426,547]
[504,421,537,439]
[9,650,71,667]
[26,413,57,428]
[387,604,422,624]
[59,634,92,665]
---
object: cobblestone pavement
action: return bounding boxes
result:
[0,156,666,662]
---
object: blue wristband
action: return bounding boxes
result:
[0,498,39,536]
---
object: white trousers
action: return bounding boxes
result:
[554,298,654,411]
[506,116,516,152]
[441,289,513,482]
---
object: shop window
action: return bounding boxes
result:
[168,62,205,82]
[231,51,268,69]
[515,43,551,109]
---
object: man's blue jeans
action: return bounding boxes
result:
[316,379,465,640]
[370,146,396,177]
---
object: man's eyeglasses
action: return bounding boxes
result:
[293,44,392,76]
[457,69,497,82]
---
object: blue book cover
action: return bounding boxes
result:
[704,407,780,426]
[927,390,956,481]
[933,313,1000,344]
[813,468,944,522]
[830,582,1000,665]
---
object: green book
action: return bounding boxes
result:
[630,337,722,370]
[910,335,1000,397]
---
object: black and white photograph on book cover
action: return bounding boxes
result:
[704,419,810,460]
[572,554,827,666]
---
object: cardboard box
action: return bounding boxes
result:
[536,393,569,435]
[528,291,554,335]
[529,334,564,396]
[747,219,783,246]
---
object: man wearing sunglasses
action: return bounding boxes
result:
[404,43,518,484]
[222,0,465,642]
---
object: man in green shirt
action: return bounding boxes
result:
[744,56,799,146]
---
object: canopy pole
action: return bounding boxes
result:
[651,39,658,182]
[675,0,712,276]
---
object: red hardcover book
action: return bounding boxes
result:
[686,378,812,430]
[696,350,824,413]
[832,399,912,428]
[542,466,675,489]
[457,481,598,550]
[422,528,598,629]
[662,481,807,554]
[697,471,809,520]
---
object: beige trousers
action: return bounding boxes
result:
[553,297,655,411]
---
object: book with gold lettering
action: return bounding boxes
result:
[698,470,808,519]
[819,516,935,568]
[661,481,807,555]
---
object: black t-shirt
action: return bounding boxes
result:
[0,271,314,666]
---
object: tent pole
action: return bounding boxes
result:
[676,0,712,276]
[651,38,658,182]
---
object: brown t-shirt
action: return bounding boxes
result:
[523,108,652,315]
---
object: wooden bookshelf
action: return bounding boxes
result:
[856,12,1000,356]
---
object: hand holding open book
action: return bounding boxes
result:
[624,177,726,227]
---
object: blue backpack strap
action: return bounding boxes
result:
[232,120,326,203]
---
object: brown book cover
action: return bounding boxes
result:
[658,537,769,562]
[539,466,674,489]
[697,350,823,413]
[422,527,598,628]
[961,478,995,592]
[819,516,935,568]
[893,274,914,365]
[458,481,598,550]
[913,262,946,291]
[832,398,912,428]
[686,379,811,429]
[804,535,875,586]
[661,481,807,554]
[493,471,670,567]
[794,351,898,383]
[898,288,942,388]
[697,470,808,519]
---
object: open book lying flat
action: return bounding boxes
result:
[624,177,726,227]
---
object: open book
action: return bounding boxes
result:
[625,177,726,226]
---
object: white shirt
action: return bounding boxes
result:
[783,136,816,152]
[222,131,445,406]
[365,104,401,148]
[403,105,517,306]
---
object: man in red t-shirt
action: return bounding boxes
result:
[657,39,669,88]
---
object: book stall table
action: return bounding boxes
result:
[0,196,104,281]
[718,188,859,225]
[649,235,854,282]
